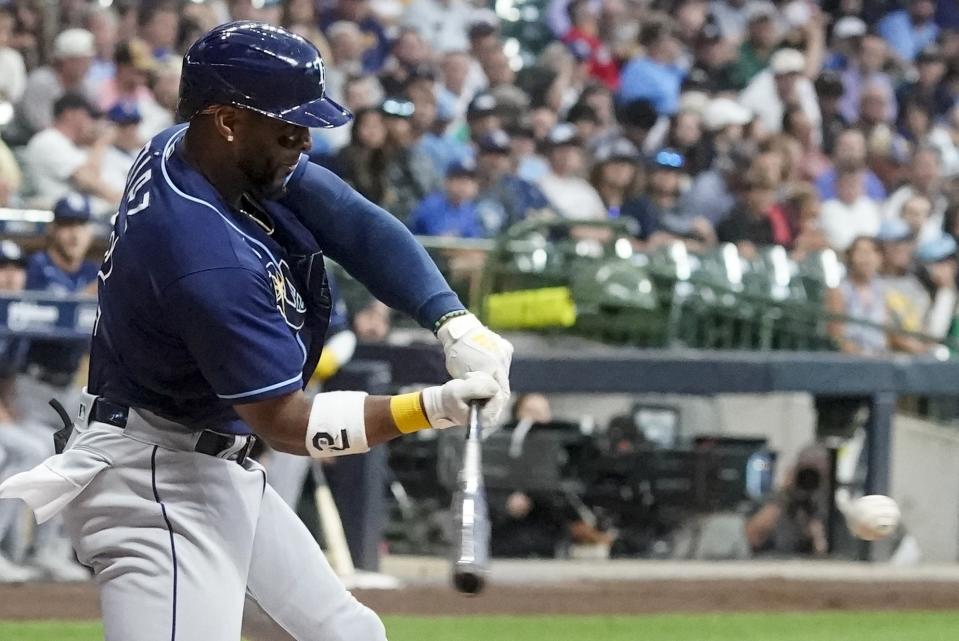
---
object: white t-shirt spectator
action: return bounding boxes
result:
[537,172,606,220]
[928,124,959,178]
[883,185,948,245]
[739,70,822,141]
[137,98,173,140]
[22,127,88,207]
[820,196,881,251]
[100,146,137,204]
[402,0,473,52]
[0,46,26,103]
[10,68,98,142]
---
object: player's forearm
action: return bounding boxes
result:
[926,288,957,338]
[0,401,14,424]
[71,166,123,204]
[279,161,463,328]
[236,376,498,457]
[235,391,402,455]
[0,379,16,421]
[744,502,782,549]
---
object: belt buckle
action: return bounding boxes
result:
[236,436,256,465]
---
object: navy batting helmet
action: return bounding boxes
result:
[177,21,352,129]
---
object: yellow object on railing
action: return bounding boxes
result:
[484,287,577,330]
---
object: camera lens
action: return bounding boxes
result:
[795,467,821,492]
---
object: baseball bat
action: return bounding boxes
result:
[312,465,356,578]
[451,401,490,595]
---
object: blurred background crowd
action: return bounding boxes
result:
[0,0,956,357]
[0,0,958,578]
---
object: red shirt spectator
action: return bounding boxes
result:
[563,0,619,90]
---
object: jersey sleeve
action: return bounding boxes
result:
[163,267,305,404]
[23,253,45,290]
[0,338,28,378]
[280,159,464,329]
[325,269,350,335]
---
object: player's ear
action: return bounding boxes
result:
[212,106,239,143]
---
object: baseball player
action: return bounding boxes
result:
[0,21,512,641]
[17,193,98,431]
[13,194,97,582]
[264,271,357,508]
[0,240,47,582]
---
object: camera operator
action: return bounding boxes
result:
[489,394,612,558]
[745,445,830,557]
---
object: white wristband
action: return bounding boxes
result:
[305,391,369,458]
[436,312,481,344]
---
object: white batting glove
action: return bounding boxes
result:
[421,372,501,429]
[436,313,512,425]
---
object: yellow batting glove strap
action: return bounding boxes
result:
[390,392,431,434]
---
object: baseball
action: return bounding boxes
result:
[846,495,901,541]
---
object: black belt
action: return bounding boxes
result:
[89,398,255,465]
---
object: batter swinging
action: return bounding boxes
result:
[0,21,512,641]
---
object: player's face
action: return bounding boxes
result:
[848,238,881,279]
[883,240,914,272]
[445,175,478,204]
[232,110,312,198]
[0,264,25,292]
[50,221,93,264]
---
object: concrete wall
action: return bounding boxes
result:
[549,392,959,561]
[891,415,959,562]
[548,392,816,486]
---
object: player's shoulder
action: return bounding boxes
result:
[24,251,47,271]
[123,125,262,281]
[79,260,99,281]
[24,127,64,153]
[284,157,354,201]
[23,251,54,289]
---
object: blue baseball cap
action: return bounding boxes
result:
[467,93,498,118]
[53,193,92,223]
[0,240,25,267]
[446,157,478,178]
[876,218,913,243]
[477,129,511,154]
[916,234,957,264]
[106,101,142,125]
[546,123,579,147]
[595,138,640,163]
[651,148,685,171]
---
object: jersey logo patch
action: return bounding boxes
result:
[266,259,307,330]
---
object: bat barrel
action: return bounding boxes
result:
[451,400,490,595]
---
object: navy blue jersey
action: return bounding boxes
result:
[326,269,349,336]
[0,336,29,378]
[23,252,98,376]
[89,125,330,434]
[25,253,99,295]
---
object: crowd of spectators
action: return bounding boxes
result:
[0,5,959,288]
[0,3,951,218]
[6,0,959,579]
[0,1,956,337]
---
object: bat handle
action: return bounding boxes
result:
[466,400,482,439]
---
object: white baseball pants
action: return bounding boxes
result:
[5,403,388,641]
